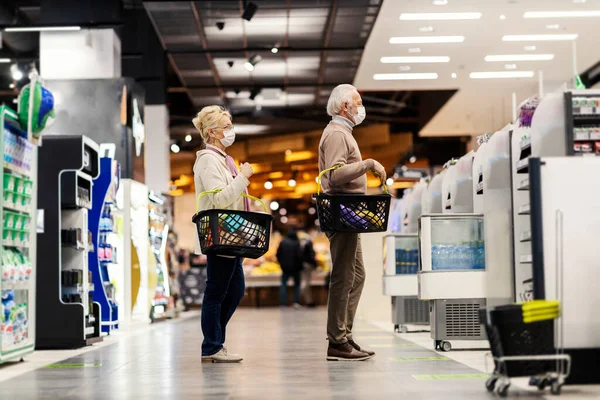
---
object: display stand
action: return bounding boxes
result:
[148,193,171,322]
[89,154,121,334]
[0,107,37,362]
[383,234,429,333]
[36,135,102,349]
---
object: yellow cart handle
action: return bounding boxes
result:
[317,163,390,195]
[196,189,267,213]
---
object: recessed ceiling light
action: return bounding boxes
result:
[419,26,435,32]
[499,15,507,20]
[271,47,279,54]
[4,26,81,32]
[170,143,180,153]
[389,36,464,44]
[381,56,450,63]
[408,48,422,53]
[185,134,192,142]
[505,64,518,70]
[373,73,439,80]
[546,24,560,29]
[469,71,535,79]
[0,58,10,63]
[524,45,537,51]
[502,34,578,41]
[524,10,600,18]
[398,65,412,71]
[451,73,457,78]
[399,12,482,21]
[433,0,448,5]
[484,54,554,61]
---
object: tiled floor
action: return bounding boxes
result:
[0,308,594,399]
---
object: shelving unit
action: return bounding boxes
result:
[36,135,102,349]
[0,106,37,362]
[89,155,122,334]
[148,193,170,322]
[564,91,600,156]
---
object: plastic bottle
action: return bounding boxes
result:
[476,241,486,269]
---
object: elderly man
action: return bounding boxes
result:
[318,84,386,361]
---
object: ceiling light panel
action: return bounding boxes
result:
[484,54,554,61]
[469,71,535,79]
[399,12,482,20]
[502,34,578,41]
[381,56,450,63]
[524,11,600,18]
[373,73,439,80]
[389,36,464,44]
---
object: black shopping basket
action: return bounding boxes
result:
[313,164,391,233]
[192,189,273,259]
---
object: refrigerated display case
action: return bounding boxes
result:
[148,193,171,322]
[382,234,429,333]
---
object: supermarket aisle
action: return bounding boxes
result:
[0,308,543,399]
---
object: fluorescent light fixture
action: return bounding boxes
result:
[398,65,411,71]
[390,35,464,44]
[469,71,535,79]
[505,64,518,70]
[408,48,422,53]
[399,12,481,21]
[381,56,450,63]
[433,0,448,4]
[546,24,560,29]
[4,26,81,32]
[499,15,507,20]
[524,10,600,18]
[484,54,554,61]
[0,58,10,63]
[451,72,457,78]
[419,26,434,32]
[524,45,537,51]
[503,34,577,41]
[373,73,439,80]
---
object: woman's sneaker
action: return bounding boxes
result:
[202,348,243,363]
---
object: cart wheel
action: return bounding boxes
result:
[440,341,452,352]
[537,378,549,391]
[400,325,409,334]
[394,324,400,333]
[551,382,562,395]
[485,376,498,392]
[496,382,510,397]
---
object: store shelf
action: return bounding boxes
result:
[2,281,31,291]
[520,230,532,243]
[382,274,418,297]
[2,240,29,249]
[517,177,530,191]
[520,137,531,151]
[516,158,529,173]
[475,181,483,195]
[518,203,531,215]
[520,254,533,264]
[3,203,31,214]
[3,162,31,178]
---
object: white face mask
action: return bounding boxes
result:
[354,106,366,125]
[219,127,236,147]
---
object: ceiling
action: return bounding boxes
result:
[355,0,600,136]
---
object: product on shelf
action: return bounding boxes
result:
[1,248,32,284]
[395,248,419,274]
[0,291,28,349]
[431,241,486,271]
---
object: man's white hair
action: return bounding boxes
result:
[326,84,357,117]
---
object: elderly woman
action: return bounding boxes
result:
[192,105,253,363]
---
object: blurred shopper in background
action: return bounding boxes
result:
[298,230,317,308]
[276,229,303,308]
[193,105,254,363]
[319,84,385,361]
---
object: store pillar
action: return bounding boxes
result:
[144,105,171,194]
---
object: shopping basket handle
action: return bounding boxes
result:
[316,163,389,195]
[196,189,268,213]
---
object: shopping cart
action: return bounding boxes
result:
[480,300,571,397]
[314,163,391,233]
[192,189,273,259]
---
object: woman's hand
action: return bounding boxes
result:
[240,162,254,179]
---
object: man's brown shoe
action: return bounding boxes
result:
[327,342,371,361]
[348,339,375,357]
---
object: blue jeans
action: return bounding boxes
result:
[201,254,245,356]
[280,271,301,306]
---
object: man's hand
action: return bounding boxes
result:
[240,162,254,179]
[371,160,387,185]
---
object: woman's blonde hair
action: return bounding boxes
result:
[192,105,231,146]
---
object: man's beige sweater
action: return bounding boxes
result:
[318,116,374,194]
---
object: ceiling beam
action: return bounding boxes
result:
[171,82,338,91]
[190,1,226,104]
[315,0,337,105]
[238,0,253,86]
